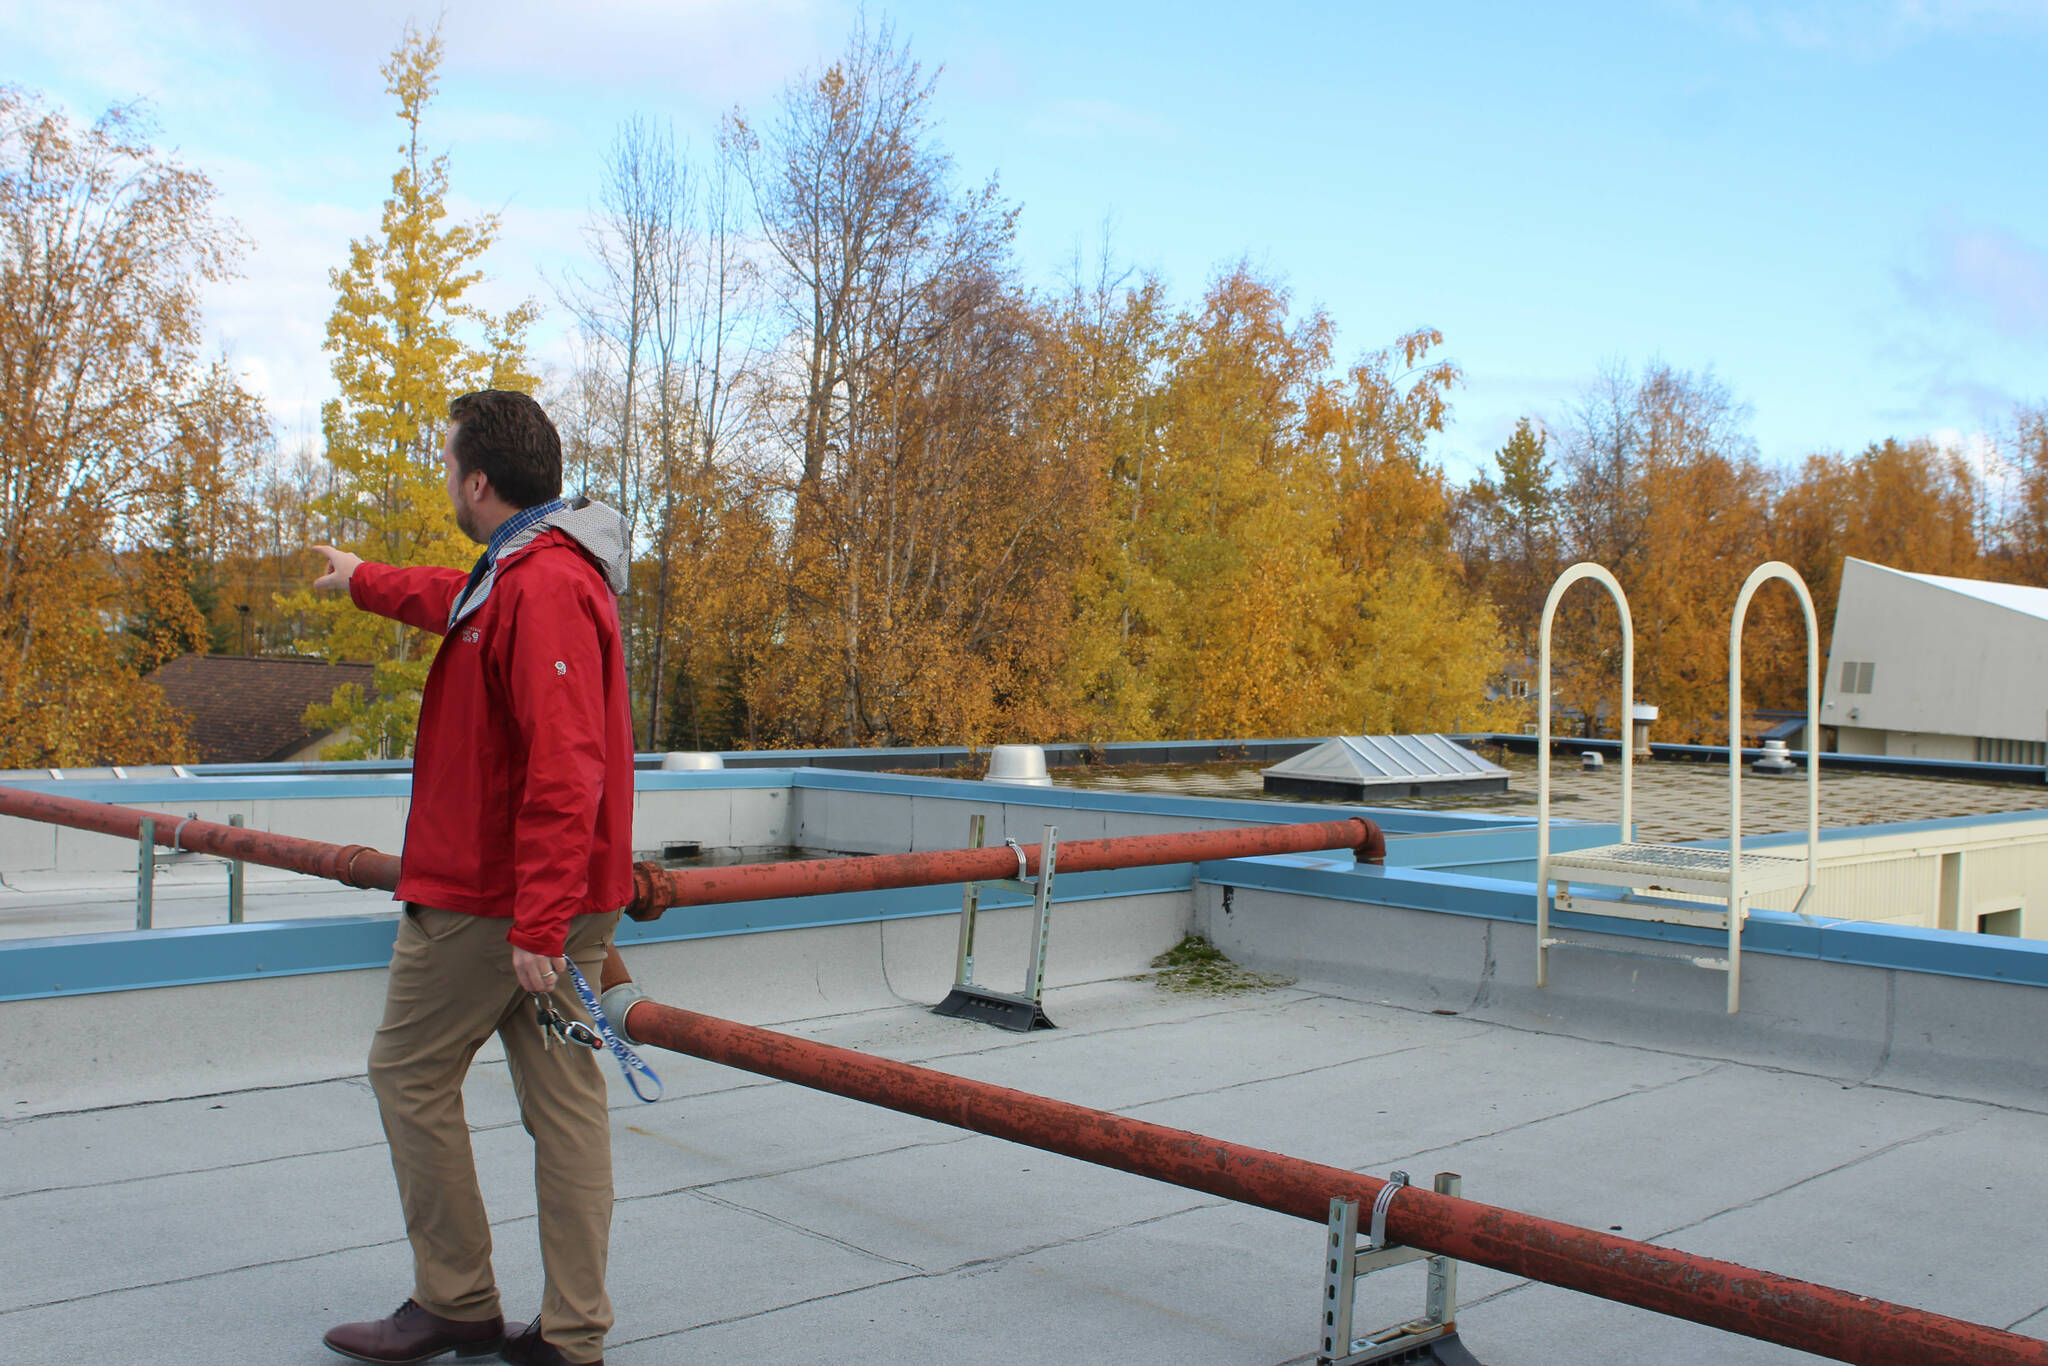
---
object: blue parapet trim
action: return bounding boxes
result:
[1379,822,1619,869]
[632,768,806,792]
[1700,806,2048,850]
[0,915,403,1001]
[781,767,1537,836]
[0,865,1190,1002]
[1195,854,2048,989]
[0,759,1553,844]
[186,758,415,777]
[1814,917,2048,983]
[0,773,417,804]
[1472,732,2048,786]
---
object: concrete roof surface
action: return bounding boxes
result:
[7,975,2045,1366]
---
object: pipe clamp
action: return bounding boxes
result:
[600,980,652,1044]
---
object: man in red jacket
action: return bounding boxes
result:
[312,390,634,1366]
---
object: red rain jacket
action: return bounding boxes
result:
[350,529,635,956]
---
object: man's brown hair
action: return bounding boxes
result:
[447,390,563,509]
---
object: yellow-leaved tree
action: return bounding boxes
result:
[1313,329,1516,734]
[282,23,538,758]
[1145,266,1343,737]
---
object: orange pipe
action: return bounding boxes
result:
[604,965,2045,1366]
[625,817,1385,919]
[0,785,400,890]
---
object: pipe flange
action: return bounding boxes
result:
[626,861,665,921]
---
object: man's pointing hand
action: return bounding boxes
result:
[310,545,363,591]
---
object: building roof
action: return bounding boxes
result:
[7,763,2048,1362]
[146,654,377,764]
[1855,556,2048,621]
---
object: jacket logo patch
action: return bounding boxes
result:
[554,660,567,675]
[460,627,481,644]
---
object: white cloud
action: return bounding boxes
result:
[3,0,863,449]
[1897,216,2048,341]
[6,0,848,112]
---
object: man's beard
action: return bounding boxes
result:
[453,501,484,545]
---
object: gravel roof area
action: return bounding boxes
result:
[1060,751,2048,844]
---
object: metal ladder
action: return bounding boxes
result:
[1535,562,1822,1013]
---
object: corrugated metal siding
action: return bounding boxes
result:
[1624,817,2048,939]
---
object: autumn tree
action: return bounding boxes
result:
[722,17,1088,748]
[286,24,539,758]
[1546,362,1770,741]
[727,15,966,547]
[1046,254,1174,739]
[644,140,770,749]
[0,88,267,764]
[1128,266,1341,737]
[560,117,769,747]
[1310,328,1510,733]
[2000,404,2048,584]
[1456,416,1561,665]
[1769,436,1982,705]
[1067,265,1504,740]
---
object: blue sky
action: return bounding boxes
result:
[6,0,2046,481]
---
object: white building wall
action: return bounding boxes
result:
[1878,731,1978,762]
[1821,558,2048,752]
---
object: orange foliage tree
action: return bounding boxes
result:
[0,89,267,765]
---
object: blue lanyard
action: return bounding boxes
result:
[563,958,663,1103]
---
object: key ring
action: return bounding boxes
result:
[533,993,602,1051]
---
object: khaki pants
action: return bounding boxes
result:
[369,904,622,1364]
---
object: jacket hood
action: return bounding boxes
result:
[513,496,630,595]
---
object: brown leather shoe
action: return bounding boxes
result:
[323,1299,505,1363]
[499,1316,601,1365]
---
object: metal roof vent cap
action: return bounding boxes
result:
[1630,702,1659,757]
[1581,751,1604,772]
[985,744,1052,786]
[660,752,725,771]
[1753,738,1798,776]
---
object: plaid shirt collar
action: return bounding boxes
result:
[449,497,569,630]
[483,497,568,564]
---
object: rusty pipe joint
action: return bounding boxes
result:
[1354,819,1386,866]
[626,861,666,922]
[600,979,653,1043]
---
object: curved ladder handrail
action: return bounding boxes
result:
[1537,563,1634,989]
[1728,561,1822,924]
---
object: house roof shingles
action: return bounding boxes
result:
[147,655,377,764]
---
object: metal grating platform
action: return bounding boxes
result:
[1549,841,1809,890]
